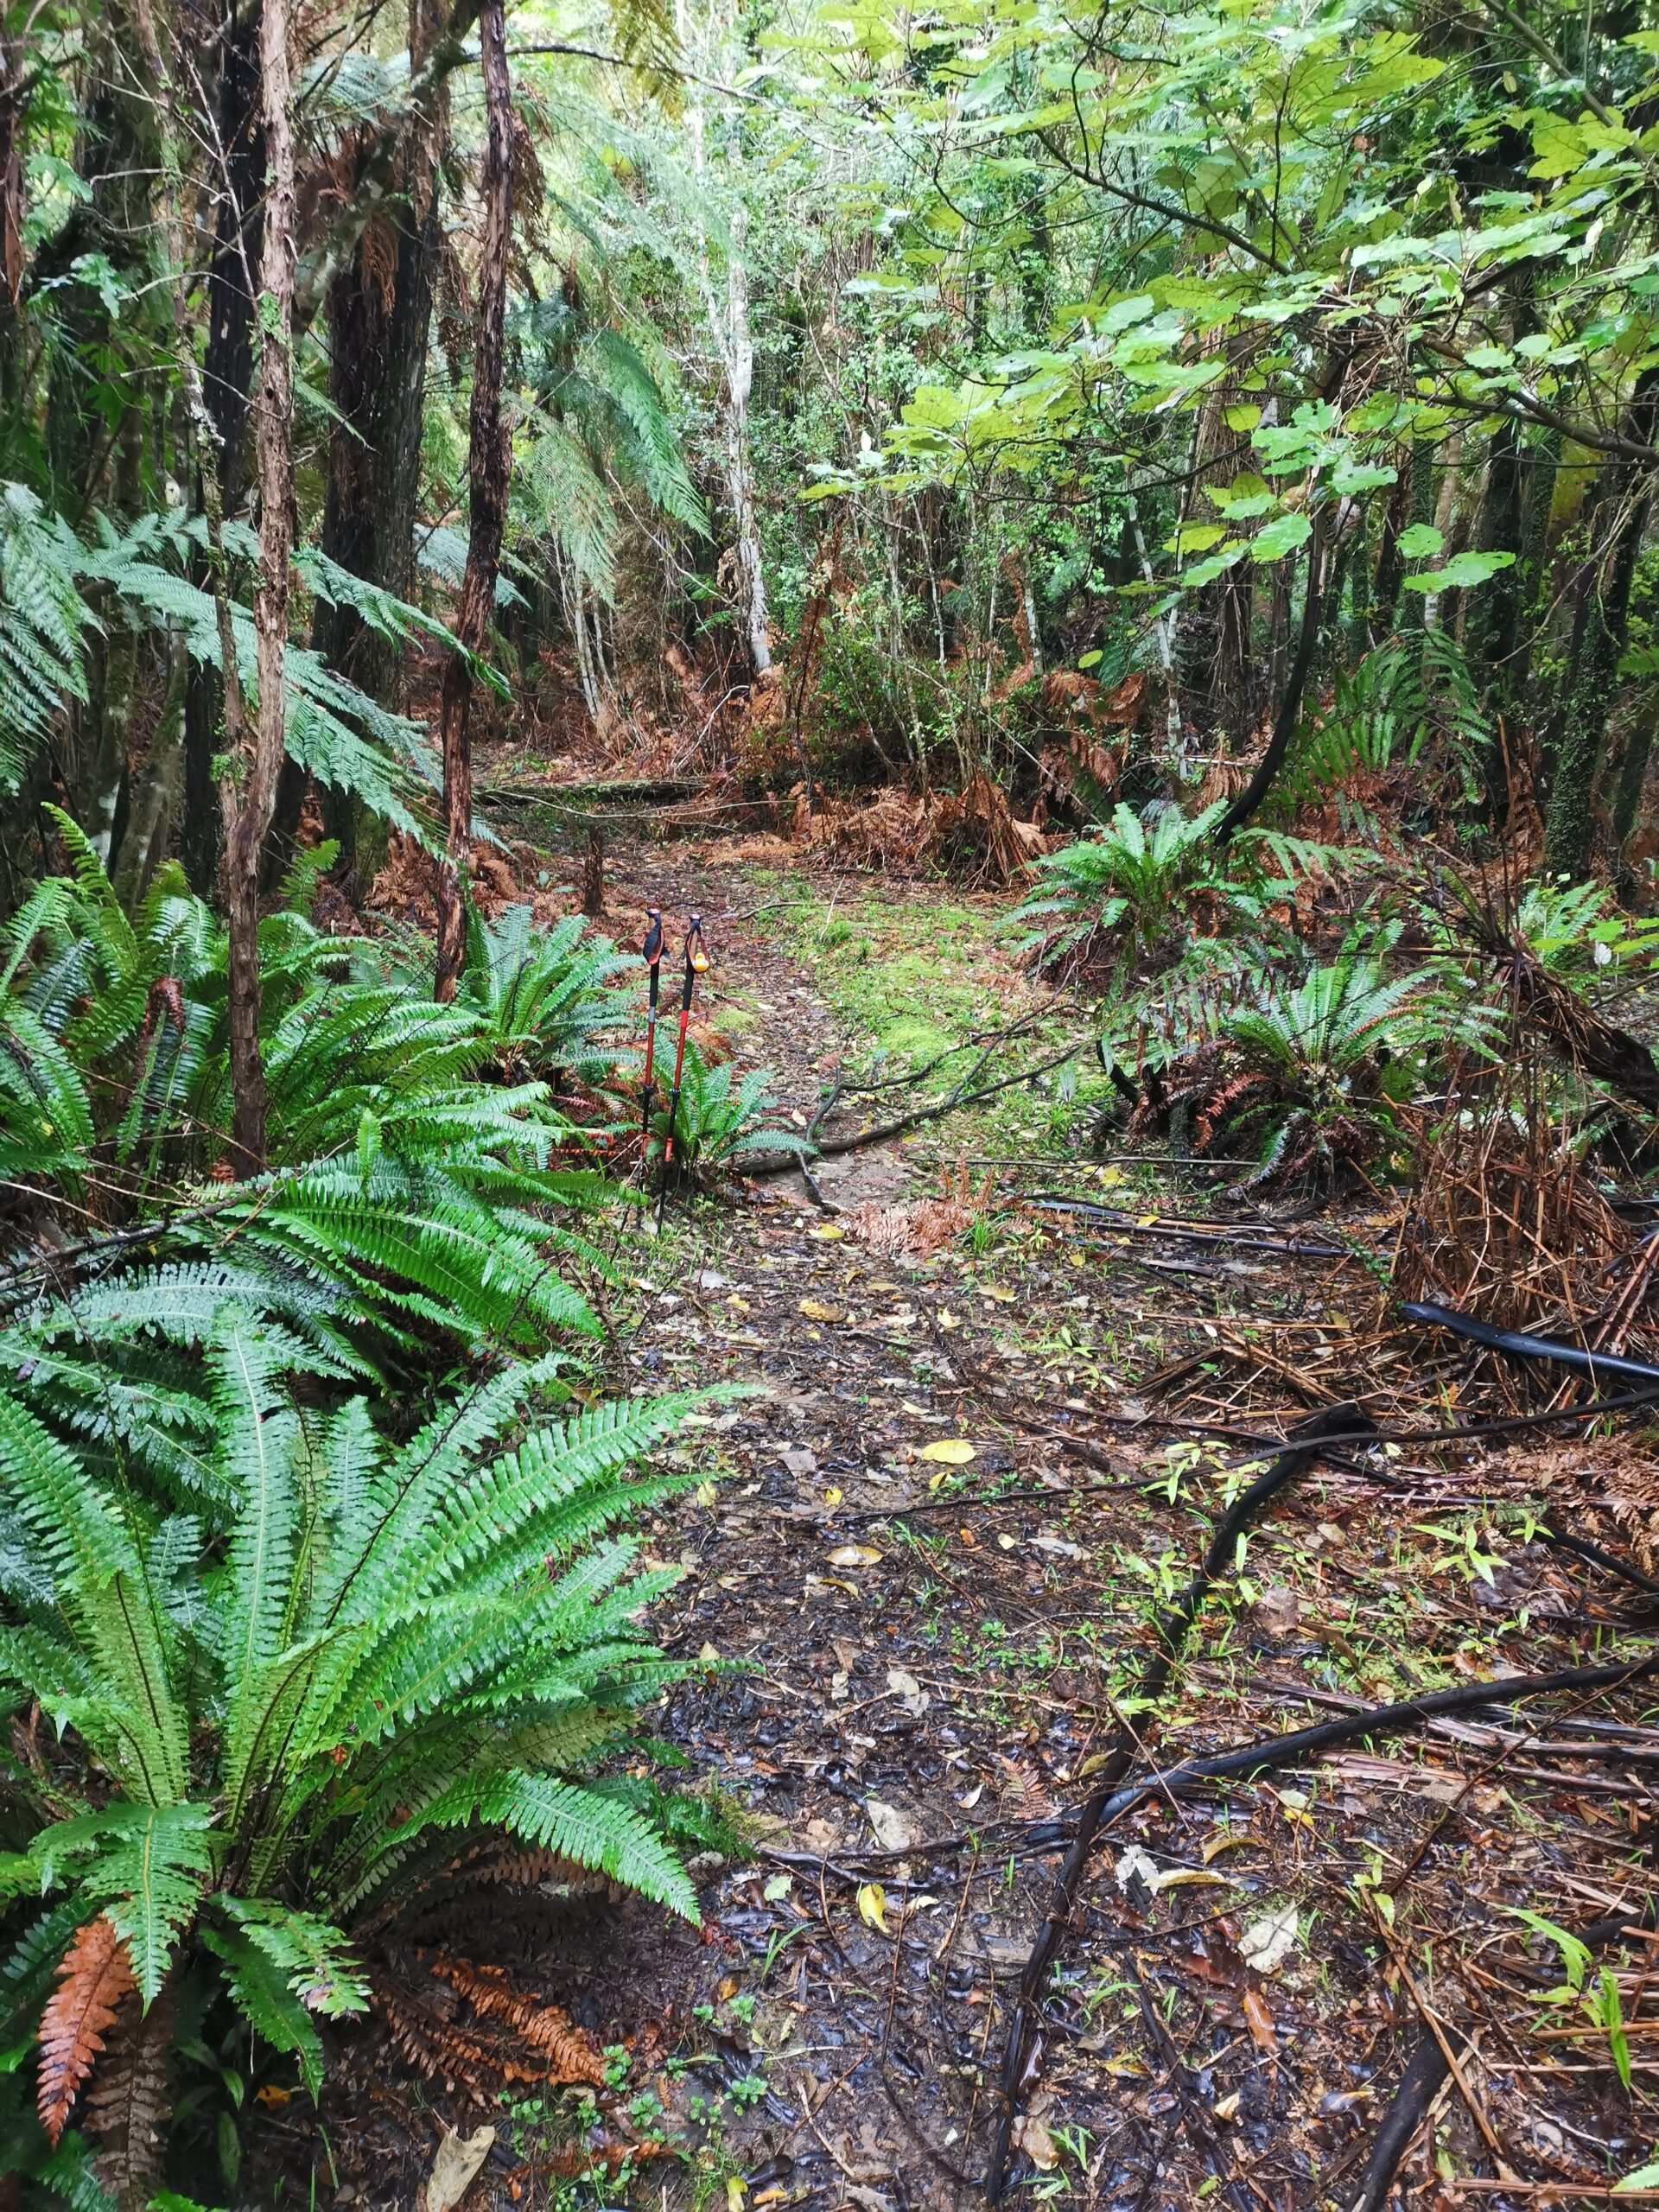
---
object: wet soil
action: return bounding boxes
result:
[267,839,1659,2212]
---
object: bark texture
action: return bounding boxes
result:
[219,0,296,1173]
[1544,369,1659,876]
[432,0,512,999]
[182,0,264,896]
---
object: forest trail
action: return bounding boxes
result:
[356,840,1657,2211]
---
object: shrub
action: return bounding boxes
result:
[1012,801,1255,968]
[0,1316,715,2201]
[649,1044,809,1182]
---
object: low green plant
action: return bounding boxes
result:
[1281,632,1489,817]
[0,1313,715,2198]
[1012,801,1256,968]
[454,904,633,1085]
[0,816,622,1391]
[649,1046,808,1181]
[1510,876,1659,977]
[1211,927,1440,1181]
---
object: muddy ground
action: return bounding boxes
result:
[260,836,1659,2212]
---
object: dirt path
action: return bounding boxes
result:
[301,842,1659,2212]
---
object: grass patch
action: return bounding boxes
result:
[763,874,1120,1160]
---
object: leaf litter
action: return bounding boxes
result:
[283,841,1659,2209]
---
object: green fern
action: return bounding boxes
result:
[0,1344,733,2142]
[647,1044,807,1181]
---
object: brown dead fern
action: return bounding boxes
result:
[37,1916,136,2145]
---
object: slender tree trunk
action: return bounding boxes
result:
[1398,440,1436,635]
[182,0,264,898]
[1467,412,1525,698]
[1612,706,1656,870]
[1510,424,1560,702]
[1216,511,1329,842]
[1370,461,1410,641]
[1544,371,1659,877]
[432,0,511,1000]
[721,206,771,677]
[111,627,189,907]
[219,0,295,1173]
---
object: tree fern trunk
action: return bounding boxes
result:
[181,0,264,900]
[222,0,296,1173]
[85,1976,178,2210]
[433,0,512,1000]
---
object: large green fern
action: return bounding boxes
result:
[0,1319,721,2171]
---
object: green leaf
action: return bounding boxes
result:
[1402,550,1516,593]
[1399,524,1444,558]
[1250,512,1313,563]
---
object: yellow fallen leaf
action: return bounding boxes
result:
[727,1294,752,1313]
[699,1643,720,1663]
[1214,2091,1241,2122]
[827,1544,882,1567]
[808,1225,844,1241]
[1151,1867,1232,1892]
[1077,1751,1113,1778]
[1201,1832,1255,1865]
[1011,2115,1058,2171]
[823,1486,843,1506]
[938,1308,961,1332]
[856,1882,889,1933]
[1136,1213,1159,1227]
[980,1285,1015,1303]
[727,2177,748,2212]
[798,1297,843,1323]
[696,1481,717,1508]
[918,1439,976,1465]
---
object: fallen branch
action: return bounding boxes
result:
[985,1402,1363,2202]
[1346,1903,1655,2212]
[1403,1298,1659,1388]
[1028,1194,1350,1260]
[748,1042,1084,1175]
[760,1652,1659,1883]
[1077,1650,1659,1832]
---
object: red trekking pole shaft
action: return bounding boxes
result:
[640,907,663,1138]
[662,914,706,1168]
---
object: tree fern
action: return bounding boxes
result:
[0,1346,732,2150]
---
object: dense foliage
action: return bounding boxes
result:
[10,0,1659,2196]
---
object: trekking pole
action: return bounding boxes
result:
[639,906,664,1146]
[656,913,708,1230]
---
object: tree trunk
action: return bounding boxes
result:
[1215,511,1328,842]
[111,626,189,908]
[722,207,771,677]
[296,0,446,896]
[1398,441,1436,634]
[181,0,264,898]
[1510,424,1560,702]
[1612,706,1656,875]
[432,0,512,1001]
[1466,411,1525,701]
[219,0,296,1174]
[1543,371,1659,877]
[1370,461,1410,641]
